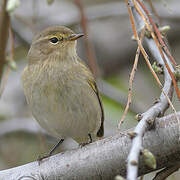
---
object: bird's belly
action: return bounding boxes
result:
[30,81,101,141]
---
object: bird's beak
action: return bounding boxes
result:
[68,33,84,41]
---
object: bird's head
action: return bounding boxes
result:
[28,26,84,65]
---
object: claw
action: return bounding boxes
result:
[37,154,50,165]
[79,142,90,148]
[79,134,93,148]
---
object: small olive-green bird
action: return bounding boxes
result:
[22,26,104,158]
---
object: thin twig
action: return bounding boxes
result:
[136,0,180,100]
[137,0,176,66]
[0,68,9,97]
[127,1,161,88]
[132,0,179,122]
[125,0,175,179]
[127,0,173,106]
[146,0,161,24]
[153,163,180,180]
[9,26,15,59]
[133,0,180,139]
[74,0,98,78]
[0,0,10,85]
[118,28,145,129]
[0,26,14,97]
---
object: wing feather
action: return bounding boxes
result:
[88,80,104,137]
[78,57,104,137]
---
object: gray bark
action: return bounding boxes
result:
[0,112,179,180]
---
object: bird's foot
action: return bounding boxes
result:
[79,134,93,148]
[37,154,50,165]
[79,142,90,148]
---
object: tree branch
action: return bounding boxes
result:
[125,0,177,179]
[0,0,10,84]
[0,118,47,137]
[0,112,179,180]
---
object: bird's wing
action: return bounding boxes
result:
[88,79,104,137]
[77,57,104,137]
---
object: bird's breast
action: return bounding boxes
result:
[22,63,101,140]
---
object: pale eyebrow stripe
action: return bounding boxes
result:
[34,34,66,44]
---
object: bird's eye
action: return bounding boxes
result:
[49,37,59,44]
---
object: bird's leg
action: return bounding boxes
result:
[38,139,64,164]
[88,133,92,143]
[79,133,92,147]
[48,139,65,156]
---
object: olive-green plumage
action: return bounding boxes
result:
[22,26,104,144]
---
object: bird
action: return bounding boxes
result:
[22,26,104,159]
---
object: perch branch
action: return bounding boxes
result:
[0,112,179,179]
